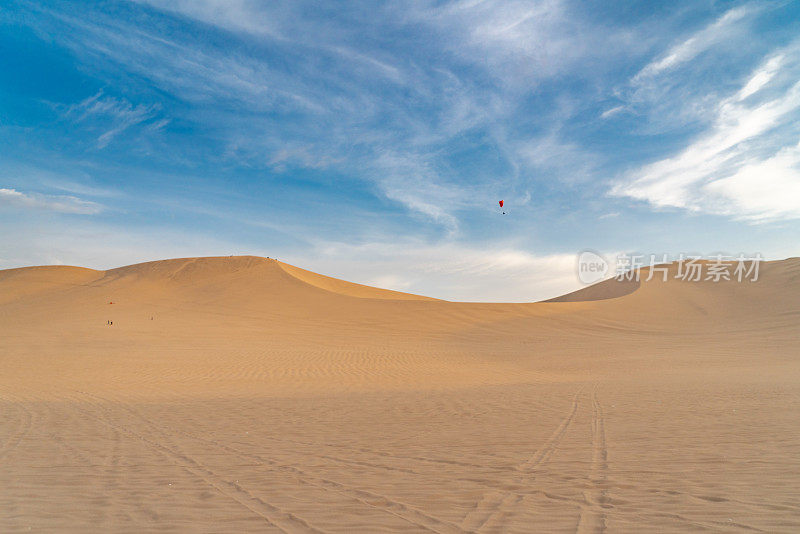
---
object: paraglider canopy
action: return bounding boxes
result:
[499,200,504,208]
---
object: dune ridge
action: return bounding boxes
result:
[277,260,439,301]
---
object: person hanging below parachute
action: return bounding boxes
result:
[499,199,505,215]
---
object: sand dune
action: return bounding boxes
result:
[277,260,438,301]
[1,255,799,532]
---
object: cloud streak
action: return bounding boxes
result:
[0,188,103,214]
[2,0,799,297]
[29,0,636,232]
[613,45,800,222]
[65,90,163,148]
[633,6,752,82]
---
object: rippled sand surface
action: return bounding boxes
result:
[2,256,799,532]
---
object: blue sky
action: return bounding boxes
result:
[1,0,799,301]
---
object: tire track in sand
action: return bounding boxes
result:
[576,390,608,534]
[68,395,325,534]
[0,398,33,463]
[75,391,468,534]
[203,436,470,534]
[460,392,580,532]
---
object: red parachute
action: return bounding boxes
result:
[499,200,504,208]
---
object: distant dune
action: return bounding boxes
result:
[1,254,798,395]
[277,260,439,301]
[1,255,799,532]
[544,274,641,302]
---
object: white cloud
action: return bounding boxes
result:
[0,219,235,271]
[613,47,800,222]
[43,5,492,231]
[633,6,751,82]
[600,105,625,119]
[704,142,800,221]
[515,134,598,185]
[0,216,583,302]
[134,0,283,38]
[0,188,102,214]
[364,274,414,292]
[36,0,630,236]
[598,212,620,219]
[407,0,625,90]
[66,91,161,148]
[285,239,583,302]
[737,54,784,101]
[620,5,766,134]
[0,163,119,198]
[372,151,472,234]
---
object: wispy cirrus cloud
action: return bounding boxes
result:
[407,0,637,90]
[0,188,103,214]
[516,134,598,184]
[610,5,767,130]
[600,105,625,119]
[737,54,785,100]
[34,3,481,228]
[65,90,164,148]
[632,6,753,83]
[613,44,800,223]
[2,0,799,294]
[132,0,285,39]
[28,0,633,233]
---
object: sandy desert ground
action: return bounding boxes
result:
[1,255,799,532]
